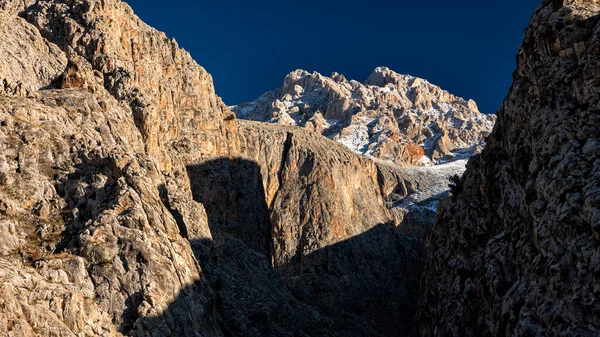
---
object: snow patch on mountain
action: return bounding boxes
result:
[231,67,495,166]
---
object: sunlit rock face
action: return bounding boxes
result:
[6,0,593,336]
[23,0,239,170]
[0,0,434,336]
[418,0,600,335]
[0,0,233,334]
[232,67,496,166]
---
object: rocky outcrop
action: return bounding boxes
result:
[0,0,439,336]
[418,1,600,336]
[190,121,422,336]
[0,12,67,96]
[238,121,393,264]
[0,0,233,335]
[8,0,577,335]
[0,85,223,336]
[232,68,495,166]
[23,0,239,169]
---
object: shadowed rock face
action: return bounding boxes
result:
[181,158,418,337]
[236,123,423,336]
[418,1,600,336]
[275,223,421,337]
[182,126,423,336]
[186,158,272,257]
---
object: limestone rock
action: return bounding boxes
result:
[236,121,421,335]
[418,1,600,335]
[0,0,508,335]
[0,84,221,335]
[0,1,433,335]
[0,1,230,335]
[0,13,67,96]
[232,68,496,166]
[238,121,392,263]
[24,0,239,169]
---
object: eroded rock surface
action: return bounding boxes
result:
[0,13,67,96]
[0,0,232,335]
[0,0,431,336]
[24,0,238,168]
[194,121,422,336]
[232,68,495,166]
[418,1,600,336]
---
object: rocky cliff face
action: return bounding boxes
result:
[237,122,422,335]
[418,0,600,335]
[24,0,239,169]
[0,0,229,334]
[0,0,437,336]
[186,121,424,336]
[6,0,591,336]
[232,68,495,166]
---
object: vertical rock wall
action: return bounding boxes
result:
[418,1,600,335]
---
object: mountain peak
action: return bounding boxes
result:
[232,67,494,166]
[365,66,416,87]
[284,69,311,84]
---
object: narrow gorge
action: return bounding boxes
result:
[0,0,597,336]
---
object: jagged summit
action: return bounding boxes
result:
[365,66,480,113]
[365,66,416,87]
[231,67,495,166]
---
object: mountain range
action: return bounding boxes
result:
[0,0,597,336]
[232,67,495,166]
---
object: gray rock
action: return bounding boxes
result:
[0,1,430,335]
[417,1,600,336]
[231,68,495,166]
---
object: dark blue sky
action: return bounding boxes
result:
[126,0,540,113]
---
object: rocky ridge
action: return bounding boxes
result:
[0,0,440,336]
[232,67,496,166]
[418,0,600,335]
[1,0,589,336]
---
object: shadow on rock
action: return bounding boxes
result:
[186,158,272,257]
[54,156,122,254]
[275,222,421,337]
[130,157,421,336]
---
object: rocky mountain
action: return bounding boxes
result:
[0,0,445,336]
[418,0,600,335]
[232,68,496,166]
[2,0,596,336]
